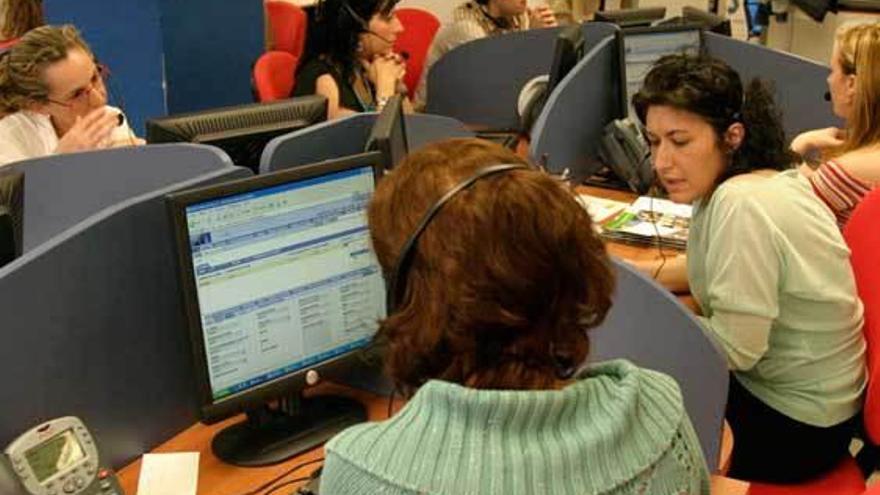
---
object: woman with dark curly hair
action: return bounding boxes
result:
[632,54,866,483]
[292,0,409,119]
[319,138,710,494]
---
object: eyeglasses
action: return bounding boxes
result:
[46,64,108,108]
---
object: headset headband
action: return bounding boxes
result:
[386,163,528,312]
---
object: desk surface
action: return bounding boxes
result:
[116,185,744,495]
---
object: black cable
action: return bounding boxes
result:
[387,388,396,418]
[232,457,324,495]
[264,476,312,495]
[648,192,668,281]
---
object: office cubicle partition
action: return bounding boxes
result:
[0,164,251,470]
[705,32,842,141]
[591,260,729,468]
[260,113,472,174]
[426,23,618,131]
[6,144,237,252]
[529,36,620,181]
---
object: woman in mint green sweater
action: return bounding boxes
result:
[320,138,710,494]
[632,54,866,483]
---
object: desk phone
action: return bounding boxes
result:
[2,417,123,495]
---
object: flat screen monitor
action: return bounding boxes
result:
[147,95,328,173]
[548,24,586,93]
[594,7,667,28]
[618,26,703,120]
[364,94,408,170]
[0,169,24,268]
[167,152,386,466]
[681,6,732,36]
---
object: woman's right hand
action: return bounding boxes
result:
[365,53,406,99]
[790,127,845,156]
[55,107,119,154]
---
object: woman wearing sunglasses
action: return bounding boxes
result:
[0,24,142,168]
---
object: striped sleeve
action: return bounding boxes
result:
[809,160,873,228]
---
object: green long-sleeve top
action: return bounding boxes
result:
[321,359,710,494]
[688,170,866,427]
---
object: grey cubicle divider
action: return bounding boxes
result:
[6,144,237,252]
[0,165,251,470]
[529,36,620,181]
[590,259,729,468]
[260,112,473,173]
[426,22,618,131]
[705,32,842,141]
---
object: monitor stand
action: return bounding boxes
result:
[211,394,367,467]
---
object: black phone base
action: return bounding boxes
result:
[211,395,367,467]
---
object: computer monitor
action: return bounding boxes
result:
[681,6,732,36]
[364,94,408,170]
[147,95,328,173]
[167,152,387,466]
[617,25,703,119]
[548,23,586,94]
[0,170,24,268]
[594,7,667,28]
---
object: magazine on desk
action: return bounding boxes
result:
[579,194,691,250]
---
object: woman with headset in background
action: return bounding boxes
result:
[319,138,710,494]
[292,0,410,120]
[0,25,142,168]
[413,0,557,110]
[0,0,43,50]
[633,54,865,483]
[791,22,880,228]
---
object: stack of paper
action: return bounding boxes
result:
[599,196,691,250]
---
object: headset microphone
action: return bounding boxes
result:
[824,91,832,102]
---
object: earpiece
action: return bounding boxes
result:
[386,164,529,313]
[824,91,832,102]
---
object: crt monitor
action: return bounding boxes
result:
[594,7,667,28]
[167,151,387,466]
[146,95,328,173]
[681,6,732,36]
[618,25,703,119]
[364,94,408,170]
[548,23,586,94]
[0,169,24,268]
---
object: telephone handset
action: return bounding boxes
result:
[597,118,654,194]
[2,417,123,495]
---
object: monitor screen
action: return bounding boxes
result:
[365,94,408,170]
[168,153,387,466]
[548,24,585,93]
[620,27,703,120]
[147,95,327,173]
[0,169,24,267]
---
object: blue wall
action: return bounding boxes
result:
[44,0,265,133]
[158,0,265,114]
[45,0,167,134]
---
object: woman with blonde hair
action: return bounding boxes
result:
[0,0,43,49]
[0,24,141,167]
[792,22,880,227]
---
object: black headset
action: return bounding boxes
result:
[385,163,529,313]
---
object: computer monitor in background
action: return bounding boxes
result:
[618,25,703,119]
[147,95,328,173]
[167,152,386,466]
[364,94,408,170]
[0,170,24,268]
[548,24,586,93]
[681,6,732,36]
[594,7,667,28]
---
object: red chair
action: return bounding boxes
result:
[265,0,307,60]
[747,189,880,495]
[253,51,298,102]
[393,8,440,96]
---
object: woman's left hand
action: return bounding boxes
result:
[529,6,558,28]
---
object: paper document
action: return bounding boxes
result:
[136,452,199,495]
